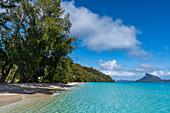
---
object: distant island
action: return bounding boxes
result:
[136,73,170,82]
[116,73,170,83]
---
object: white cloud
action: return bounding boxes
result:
[98,59,137,79]
[97,59,169,80]
[134,64,162,72]
[151,71,170,77]
[151,71,165,76]
[98,59,123,71]
[101,70,136,77]
[61,1,148,56]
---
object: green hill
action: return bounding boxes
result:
[70,63,114,82]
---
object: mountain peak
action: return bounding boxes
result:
[136,73,162,82]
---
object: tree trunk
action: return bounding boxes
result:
[25,66,42,83]
[19,68,24,83]
[0,64,13,83]
[1,61,7,76]
[11,66,20,83]
[22,73,27,83]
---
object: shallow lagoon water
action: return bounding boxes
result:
[2,82,170,113]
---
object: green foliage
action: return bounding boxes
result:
[36,58,114,83]
[70,63,114,82]
[0,0,77,83]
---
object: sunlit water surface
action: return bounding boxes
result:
[2,82,170,113]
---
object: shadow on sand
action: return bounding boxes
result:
[0,83,79,95]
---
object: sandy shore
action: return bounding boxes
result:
[0,94,22,107]
[0,82,83,109]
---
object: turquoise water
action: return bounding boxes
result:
[3,83,170,113]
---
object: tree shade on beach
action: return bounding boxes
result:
[0,0,114,83]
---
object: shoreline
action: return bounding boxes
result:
[0,82,83,110]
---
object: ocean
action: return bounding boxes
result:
[2,82,170,113]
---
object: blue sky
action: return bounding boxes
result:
[62,0,170,80]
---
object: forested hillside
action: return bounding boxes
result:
[36,62,114,83]
[71,64,114,82]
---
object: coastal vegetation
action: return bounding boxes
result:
[0,0,114,83]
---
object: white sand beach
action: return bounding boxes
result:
[0,82,83,108]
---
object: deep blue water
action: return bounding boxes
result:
[2,82,170,113]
